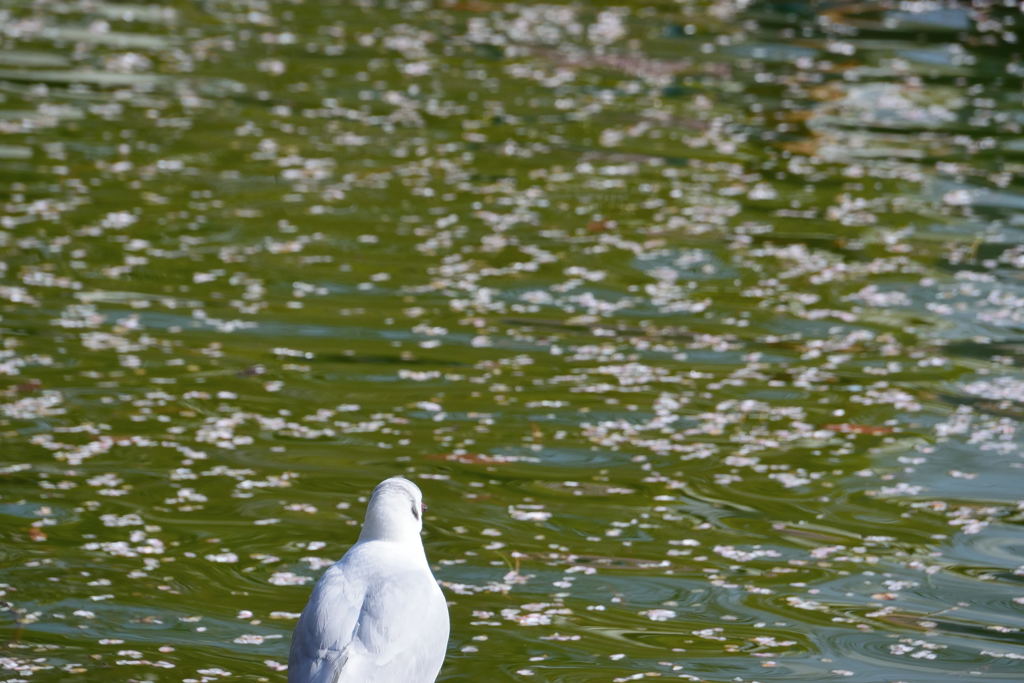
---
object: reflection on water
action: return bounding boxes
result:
[1,0,1023,681]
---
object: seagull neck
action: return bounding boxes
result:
[357,513,425,548]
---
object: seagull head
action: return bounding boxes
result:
[358,476,427,543]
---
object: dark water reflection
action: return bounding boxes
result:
[1,0,1023,681]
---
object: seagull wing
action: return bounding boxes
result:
[288,552,449,683]
[349,569,450,681]
[287,564,363,683]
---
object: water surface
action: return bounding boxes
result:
[1,1,1023,681]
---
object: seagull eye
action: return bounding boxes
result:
[411,503,420,520]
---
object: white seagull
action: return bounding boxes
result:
[288,476,449,683]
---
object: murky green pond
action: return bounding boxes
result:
[2,0,1023,681]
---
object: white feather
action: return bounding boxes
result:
[288,477,449,683]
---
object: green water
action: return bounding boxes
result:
[1,1,1023,681]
